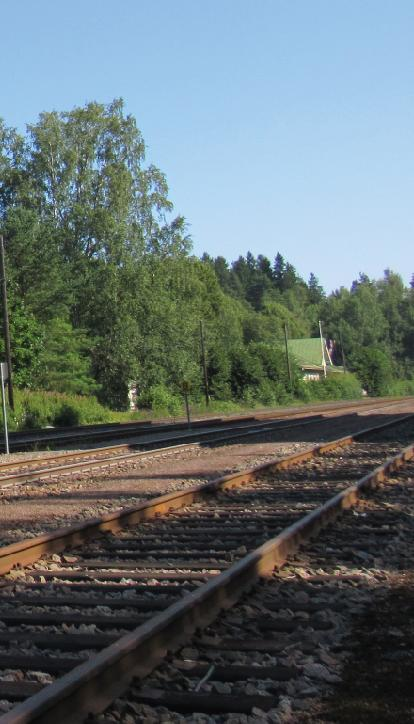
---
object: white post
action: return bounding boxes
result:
[319,320,327,379]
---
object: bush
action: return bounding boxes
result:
[53,404,81,427]
[22,399,50,429]
[320,372,362,399]
[230,348,265,401]
[35,318,99,396]
[385,379,414,396]
[350,347,393,396]
[207,348,232,401]
[294,379,313,403]
[138,384,183,416]
[296,373,362,403]
[256,379,278,406]
[2,389,111,431]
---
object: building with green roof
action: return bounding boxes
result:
[287,337,341,380]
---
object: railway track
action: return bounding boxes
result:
[0,414,330,491]
[0,415,411,721]
[3,397,409,452]
[0,400,410,494]
[110,454,414,723]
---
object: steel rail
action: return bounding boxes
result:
[0,412,410,574]
[0,414,331,490]
[0,413,328,476]
[0,416,412,722]
[0,400,409,491]
[2,396,410,451]
[0,411,369,490]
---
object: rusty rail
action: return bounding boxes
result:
[0,414,412,577]
[0,402,401,491]
[0,414,339,491]
[0,414,413,723]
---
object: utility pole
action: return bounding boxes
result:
[284,323,293,389]
[199,320,210,406]
[339,326,347,373]
[0,363,9,454]
[0,236,14,410]
[182,381,191,429]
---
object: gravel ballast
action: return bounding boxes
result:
[0,401,413,546]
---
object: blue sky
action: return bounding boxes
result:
[1,1,412,292]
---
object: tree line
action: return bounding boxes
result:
[0,100,412,410]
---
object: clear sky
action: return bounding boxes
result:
[1,1,412,292]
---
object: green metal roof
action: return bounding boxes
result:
[287,338,332,369]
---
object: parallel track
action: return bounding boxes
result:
[0,400,409,492]
[3,397,410,451]
[0,415,412,721]
[0,414,329,490]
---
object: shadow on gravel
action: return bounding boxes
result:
[319,572,414,724]
[197,412,414,445]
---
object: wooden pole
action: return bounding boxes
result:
[284,323,293,389]
[0,363,9,454]
[339,326,347,373]
[199,320,210,406]
[0,236,14,410]
[183,390,191,429]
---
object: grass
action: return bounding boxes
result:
[0,374,411,432]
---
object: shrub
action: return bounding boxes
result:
[256,380,278,406]
[322,372,362,399]
[385,379,414,396]
[296,373,362,403]
[207,348,232,401]
[53,404,81,427]
[35,318,99,396]
[1,389,111,431]
[241,386,257,407]
[229,348,265,401]
[22,400,49,429]
[350,347,393,395]
[138,384,182,416]
[294,379,313,403]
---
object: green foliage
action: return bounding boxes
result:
[4,207,68,320]
[207,347,232,401]
[296,373,362,403]
[229,347,265,401]
[350,347,393,395]
[6,299,43,387]
[0,100,189,410]
[34,318,98,395]
[137,384,182,416]
[0,102,413,416]
[225,342,296,405]
[3,389,110,431]
[322,373,362,399]
[386,378,414,396]
[53,404,81,427]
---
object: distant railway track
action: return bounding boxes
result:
[0,399,410,492]
[0,414,313,491]
[0,414,412,722]
[3,396,411,452]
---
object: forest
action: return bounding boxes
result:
[0,99,413,423]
